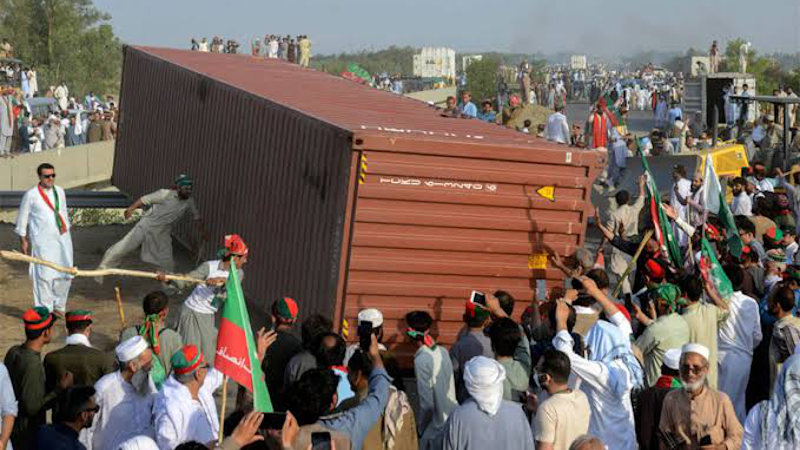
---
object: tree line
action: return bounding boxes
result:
[0,0,122,97]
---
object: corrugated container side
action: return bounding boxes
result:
[113,47,354,322]
[340,141,602,359]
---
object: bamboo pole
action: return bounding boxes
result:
[218,376,228,445]
[114,287,126,330]
[611,229,655,300]
[0,251,205,284]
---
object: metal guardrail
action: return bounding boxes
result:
[0,190,131,209]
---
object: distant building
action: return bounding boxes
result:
[570,55,587,71]
[413,47,457,80]
[462,54,483,72]
[684,56,712,77]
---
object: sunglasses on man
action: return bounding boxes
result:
[40,173,56,179]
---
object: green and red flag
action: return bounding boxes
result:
[702,154,745,259]
[641,154,683,268]
[215,261,273,412]
[699,237,734,300]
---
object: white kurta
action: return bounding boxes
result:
[153,369,223,450]
[670,178,692,247]
[15,185,74,312]
[717,291,762,424]
[83,371,156,450]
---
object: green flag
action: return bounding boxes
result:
[215,261,273,412]
[641,154,683,267]
[702,154,745,258]
[700,237,734,300]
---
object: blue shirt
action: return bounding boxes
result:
[321,367,391,450]
[668,107,683,125]
[460,102,478,118]
[332,367,355,406]
[477,111,496,122]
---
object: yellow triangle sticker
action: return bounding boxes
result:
[536,186,555,202]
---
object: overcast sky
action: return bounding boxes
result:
[94,0,800,57]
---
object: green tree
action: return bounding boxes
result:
[0,0,122,96]
[465,56,500,103]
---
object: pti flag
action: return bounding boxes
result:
[215,261,273,412]
[699,237,734,300]
[641,154,683,268]
[702,154,745,259]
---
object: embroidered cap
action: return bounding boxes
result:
[273,297,299,321]
[116,336,149,363]
[224,234,248,256]
[174,174,194,188]
[171,345,205,375]
[358,308,384,327]
[65,309,93,323]
[23,307,55,331]
[464,301,490,321]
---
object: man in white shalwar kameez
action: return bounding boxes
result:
[551,279,642,450]
[15,163,74,313]
[84,336,156,450]
[96,175,204,276]
[153,345,223,450]
[717,268,762,424]
[670,165,693,249]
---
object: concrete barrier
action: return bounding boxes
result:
[0,141,115,191]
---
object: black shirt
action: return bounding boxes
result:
[36,424,86,450]
[263,329,302,410]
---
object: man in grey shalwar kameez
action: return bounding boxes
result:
[162,234,247,366]
[443,356,534,450]
[96,175,204,278]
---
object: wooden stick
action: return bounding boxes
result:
[218,376,228,445]
[114,287,126,330]
[611,229,655,300]
[0,251,205,284]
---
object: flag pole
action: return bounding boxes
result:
[114,287,126,331]
[219,376,228,445]
[611,229,655,300]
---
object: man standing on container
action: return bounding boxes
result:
[95,175,205,279]
[15,163,74,314]
[545,105,571,144]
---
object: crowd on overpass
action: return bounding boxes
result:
[190,35,313,68]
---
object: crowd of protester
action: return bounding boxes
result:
[0,39,118,157]
[190,35,312,68]
[10,165,800,450]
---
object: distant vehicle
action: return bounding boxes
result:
[25,97,60,117]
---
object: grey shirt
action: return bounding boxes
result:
[443,399,534,450]
[284,350,317,386]
[320,367,391,450]
[450,331,493,403]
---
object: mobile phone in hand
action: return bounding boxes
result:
[258,412,287,431]
[311,431,332,450]
[358,320,373,351]
[470,290,487,306]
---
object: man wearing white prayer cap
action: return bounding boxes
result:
[82,336,156,450]
[658,343,743,449]
[442,356,534,450]
[344,308,388,365]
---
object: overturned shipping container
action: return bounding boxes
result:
[113,46,604,358]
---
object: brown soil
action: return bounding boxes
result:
[0,223,193,357]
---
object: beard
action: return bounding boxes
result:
[682,375,706,392]
[131,367,152,395]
